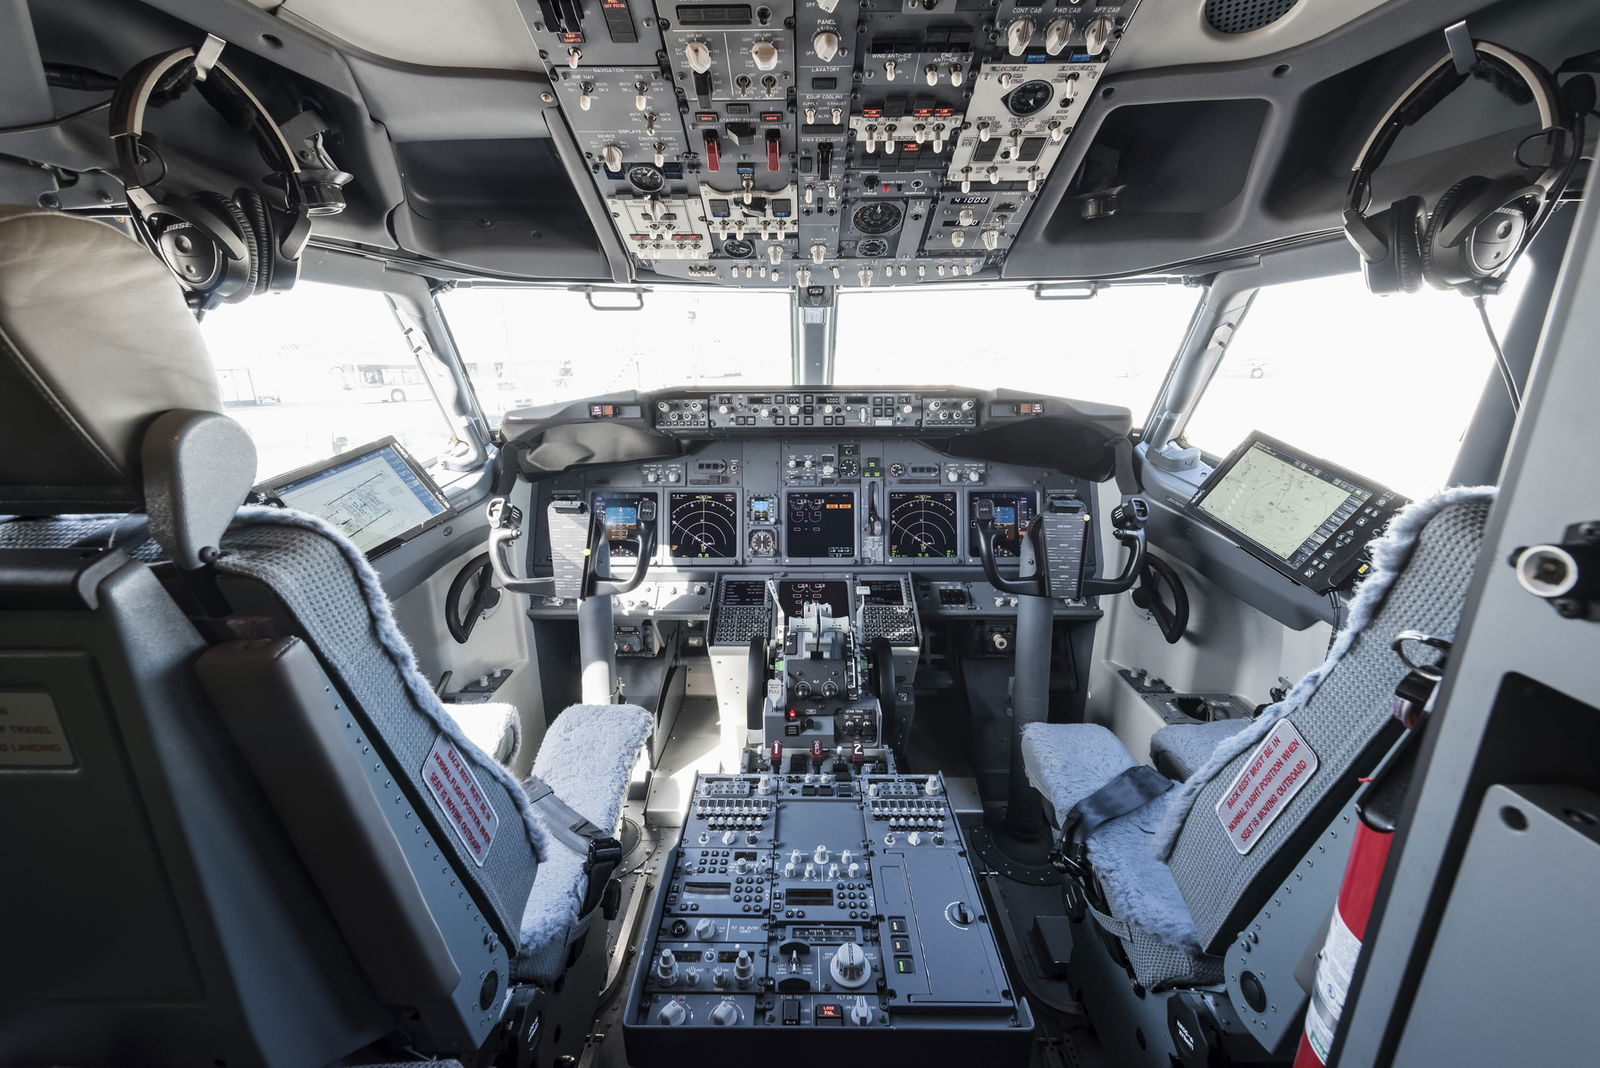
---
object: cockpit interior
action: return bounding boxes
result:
[3,0,1599,1066]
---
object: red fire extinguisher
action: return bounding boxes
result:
[1295,640,1445,1065]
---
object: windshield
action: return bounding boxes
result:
[441,282,1201,424]
[440,286,792,422]
[832,284,1200,419]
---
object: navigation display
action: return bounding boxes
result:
[786,491,856,559]
[777,580,851,618]
[593,492,648,558]
[261,437,450,556]
[968,491,1037,559]
[669,491,739,560]
[889,491,959,558]
[1196,434,1379,568]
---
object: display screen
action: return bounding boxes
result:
[778,580,850,618]
[266,439,449,555]
[968,491,1037,559]
[669,491,740,560]
[786,491,856,558]
[748,495,777,524]
[592,492,646,558]
[1196,437,1373,567]
[791,926,856,942]
[889,491,959,558]
[720,578,768,607]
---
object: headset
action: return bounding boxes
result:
[1343,36,1579,296]
[110,37,318,312]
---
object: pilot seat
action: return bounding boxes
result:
[1021,484,1493,1058]
[0,205,650,1067]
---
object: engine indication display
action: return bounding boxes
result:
[786,491,856,559]
[969,491,1037,559]
[889,491,959,559]
[668,491,740,561]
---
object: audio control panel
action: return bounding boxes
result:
[522,0,1146,286]
[624,769,1033,1063]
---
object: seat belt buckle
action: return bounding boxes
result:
[579,835,624,916]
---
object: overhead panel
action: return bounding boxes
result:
[519,0,1146,288]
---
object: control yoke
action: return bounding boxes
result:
[486,495,657,600]
[973,494,1148,600]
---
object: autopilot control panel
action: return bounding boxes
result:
[623,767,1033,1062]
[521,0,1145,286]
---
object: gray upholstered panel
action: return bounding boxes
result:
[214,509,542,939]
[0,207,220,513]
[1166,494,1493,948]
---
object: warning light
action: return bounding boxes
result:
[786,708,800,720]
[817,1004,841,1019]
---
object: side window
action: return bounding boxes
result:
[196,282,457,481]
[1182,271,1525,498]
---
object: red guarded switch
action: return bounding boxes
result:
[766,129,782,172]
[703,129,721,171]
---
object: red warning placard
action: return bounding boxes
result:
[421,735,500,866]
[1215,719,1318,855]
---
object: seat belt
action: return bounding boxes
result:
[522,775,624,918]
[1057,764,1176,876]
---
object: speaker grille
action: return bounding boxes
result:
[1204,0,1300,35]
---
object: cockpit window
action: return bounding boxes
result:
[831,284,1201,421]
[1182,269,1526,499]
[197,282,458,481]
[439,286,792,423]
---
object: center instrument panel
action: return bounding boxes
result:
[524,390,1101,627]
[623,768,1034,1062]
[522,0,1144,286]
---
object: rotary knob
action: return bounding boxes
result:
[685,40,713,74]
[751,40,780,72]
[601,145,623,171]
[694,917,716,940]
[850,996,874,1026]
[655,949,680,986]
[710,998,742,1026]
[734,949,756,985]
[1044,17,1073,57]
[1007,19,1035,57]
[657,1000,688,1026]
[1085,14,1116,56]
[813,31,840,63]
[814,844,830,865]
[830,942,872,988]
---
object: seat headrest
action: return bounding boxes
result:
[0,206,224,514]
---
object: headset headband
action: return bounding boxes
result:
[109,40,309,256]
[1347,40,1566,216]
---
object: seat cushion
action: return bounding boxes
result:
[1150,719,1251,781]
[516,702,653,983]
[1021,723,1214,987]
[1020,722,1137,819]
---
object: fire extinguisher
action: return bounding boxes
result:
[1295,634,1448,1066]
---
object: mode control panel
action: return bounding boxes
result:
[624,770,1032,1062]
[661,391,980,431]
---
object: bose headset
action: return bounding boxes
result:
[1343,30,1581,297]
[110,36,342,312]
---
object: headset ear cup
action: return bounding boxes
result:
[1422,177,1487,289]
[152,192,253,305]
[233,187,276,298]
[1389,195,1425,294]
